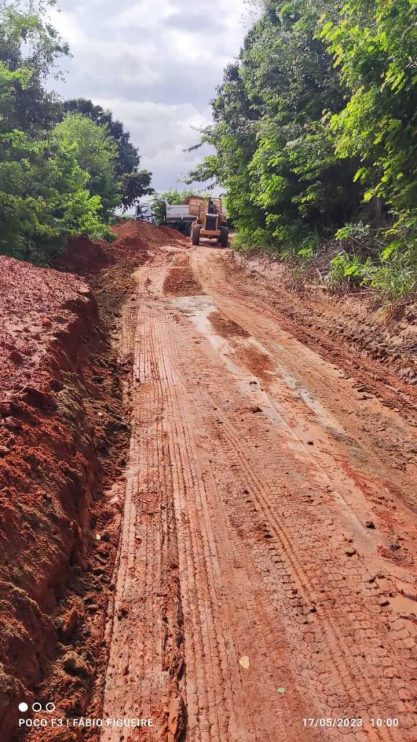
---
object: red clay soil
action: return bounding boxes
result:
[158,225,189,242]
[3,221,417,741]
[55,220,186,278]
[95,239,417,741]
[0,256,92,394]
[231,252,417,392]
[0,224,152,740]
[163,255,204,297]
[110,220,186,251]
[0,220,178,742]
[0,256,102,738]
[54,237,110,276]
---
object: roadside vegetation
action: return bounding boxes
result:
[0,0,152,263]
[190,0,417,298]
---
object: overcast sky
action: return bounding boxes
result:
[49,0,252,192]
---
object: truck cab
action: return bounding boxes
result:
[135,203,155,224]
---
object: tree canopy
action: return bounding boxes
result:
[192,0,417,296]
[52,112,120,219]
[63,98,153,209]
[0,0,153,262]
[0,0,68,130]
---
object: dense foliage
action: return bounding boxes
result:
[192,0,417,296]
[0,64,105,261]
[0,0,152,262]
[63,98,153,209]
[52,113,120,219]
[0,0,67,131]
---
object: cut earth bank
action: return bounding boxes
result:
[0,222,184,741]
[0,220,416,741]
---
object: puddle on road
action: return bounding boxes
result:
[168,295,345,437]
[167,295,288,430]
[168,294,381,555]
[276,366,345,434]
[167,294,349,448]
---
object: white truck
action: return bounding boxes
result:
[135,201,195,233]
[135,202,156,224]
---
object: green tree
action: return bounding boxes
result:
[191,0,417,294]
[191,0,362,252]
[0,0,69,131]
[0,2,150,263]
[0,62,106,261]
[321,0,417,223]
[63,98,153,208]
[317,0,417,294]
[52,112,120,219]
[188,62,264,244]
[0,2,112,261]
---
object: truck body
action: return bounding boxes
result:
[166,204,193,221]
[165,204,196,233]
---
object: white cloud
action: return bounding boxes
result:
[49,0,248,190]
[93,98,211,188]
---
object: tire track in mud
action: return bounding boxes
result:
[184,251,416,736]
[101,305,186,740]
[152,307,287,740]
[166,320,411,741]
[102,292,293,740]
[192,252,417,517]
[166,280,416,738]
[100,250,417,741]
[156,329,232,742]
[207,423,394,740]
[158,323,309,742]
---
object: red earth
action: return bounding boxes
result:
[1,222,416,741]
[0,222,177,740]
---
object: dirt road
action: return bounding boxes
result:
[100,240,417,741]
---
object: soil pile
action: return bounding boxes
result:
[110,219,187,252]
[0,257,92,395]
[0,255,128,740]
[57,221,186,280]
[55,236,110,276]
[158,224,189,241]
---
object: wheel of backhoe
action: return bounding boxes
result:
[191,224,201,246]
[219,226,229,248]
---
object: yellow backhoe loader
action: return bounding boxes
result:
[189,197,229,247]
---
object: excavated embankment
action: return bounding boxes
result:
[0,256,106,738]
[236,253,417,381]
[0,221,179,741]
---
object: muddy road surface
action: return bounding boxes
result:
[99,239,417,741]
